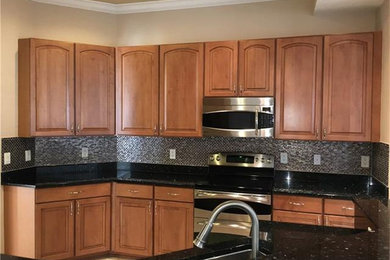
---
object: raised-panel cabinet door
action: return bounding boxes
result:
[75,197,111,256]
[160,43,204,137]
[30,39,75,136]
[154,200,194,255]
[116,46,159,136]
[35,201,74,259]
[239,39,275,96]
[75,44,115,135]
[113,197,153,256]
[275,36,323,140]
[323,33,373,141]
[205,41,238,96]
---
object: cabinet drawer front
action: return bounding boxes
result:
[324,215,373,230]
[115,183,153,199]
[324,199,364,217]
[36,183,111,203]
[154,186,193,203]
[273,195,323,213]
[273,210,322,226]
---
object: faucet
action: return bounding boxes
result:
[193,200,259,259]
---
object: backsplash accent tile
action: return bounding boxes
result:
[118,136,371,175]
[35,136,117,166]
[1,137,35,172]
[372,142,389,186]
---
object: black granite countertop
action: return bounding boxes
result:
[2,162,389,260]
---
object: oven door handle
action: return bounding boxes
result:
[195,190,271,205]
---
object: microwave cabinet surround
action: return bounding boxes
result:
[18,39,115,137]
[275,32,382,142]
[202,97,274,137]
[204,40,275,97]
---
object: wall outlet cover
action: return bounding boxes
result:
[314,154,321,165]
[169,149,176,160]
[280,152,288,164]
[82,148,88,158]
[25,150,31,162]
[361,156,370,168]
[4,152,11,165]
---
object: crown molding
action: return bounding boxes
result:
[31,0,276,14]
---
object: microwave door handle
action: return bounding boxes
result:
[255,109,259,136]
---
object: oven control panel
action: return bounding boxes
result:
[208,153,274,168]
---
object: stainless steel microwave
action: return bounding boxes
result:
[202,97,274,137]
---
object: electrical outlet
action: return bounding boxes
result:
[361,156,370,168]
[169,149,176,160]
[25,150,31,162]
[4,152,11,165]
[280,152,288,164]
[82,148,88,158]
[314,154,321,165]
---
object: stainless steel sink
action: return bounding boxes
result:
[203,249,258,260]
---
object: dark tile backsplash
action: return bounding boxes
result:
[372,142,389,186]
[1,137,35,172]
[2,136,388,186]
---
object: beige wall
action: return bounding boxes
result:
[117,0,377,46]
[1,0,117,137]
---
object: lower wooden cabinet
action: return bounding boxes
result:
[36,201,74,260]
[113,197,153,257]
[75,197,111,256]
[273,210,323,226]
[154,200,194,255]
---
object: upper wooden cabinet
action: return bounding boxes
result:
[239,39,275,96]
[160,43,204,137]
[75,44,115,135]
[19,39,75,137]
[322,33,374,141]
[205,41,238,96]
[275,36,323,140]
[116,46,159,136]
[205,40,275,97]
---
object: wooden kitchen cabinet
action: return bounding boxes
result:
[18,38,75,137]
[113,197,153,256]
[36,201,75,259]
[75,197,111,256]
[205,41,238,96]
[75,44,115,135]
[159,43,204,137]
[273,210,323,226]
[116,46,159,136]
[322,33,373,141]
[205,40,275,97]
[154,200,194,255]
[275,36,323,140]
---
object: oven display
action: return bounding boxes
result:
[226,155,254,164]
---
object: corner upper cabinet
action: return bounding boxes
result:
[322,33,373,141]
[239,39,275,96]
[116,46,159,136]
[205,41,238,96]
[19,38,75,137]
[75,44,115,136]
[275,36,323,140]
[160,43,204,137]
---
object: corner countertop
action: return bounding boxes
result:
[2,162,389,259]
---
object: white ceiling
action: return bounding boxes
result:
[31,0,385,14]
[315,0,384,12]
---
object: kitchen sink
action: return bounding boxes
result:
[204,249,265,260]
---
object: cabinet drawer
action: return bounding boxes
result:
[36,183,111,203]
[114,183,153,199]
[154,186,193,203]
[324,199,364,217]
[273,195,323,213]
[273,210,323,226]
[324,215,373,230]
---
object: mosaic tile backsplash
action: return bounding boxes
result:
[372,142,389,186]
[1,137,35,172]
[1,136,379,178]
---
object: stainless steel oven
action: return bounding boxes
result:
[202,97,274,137]
[194,153,274,238]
